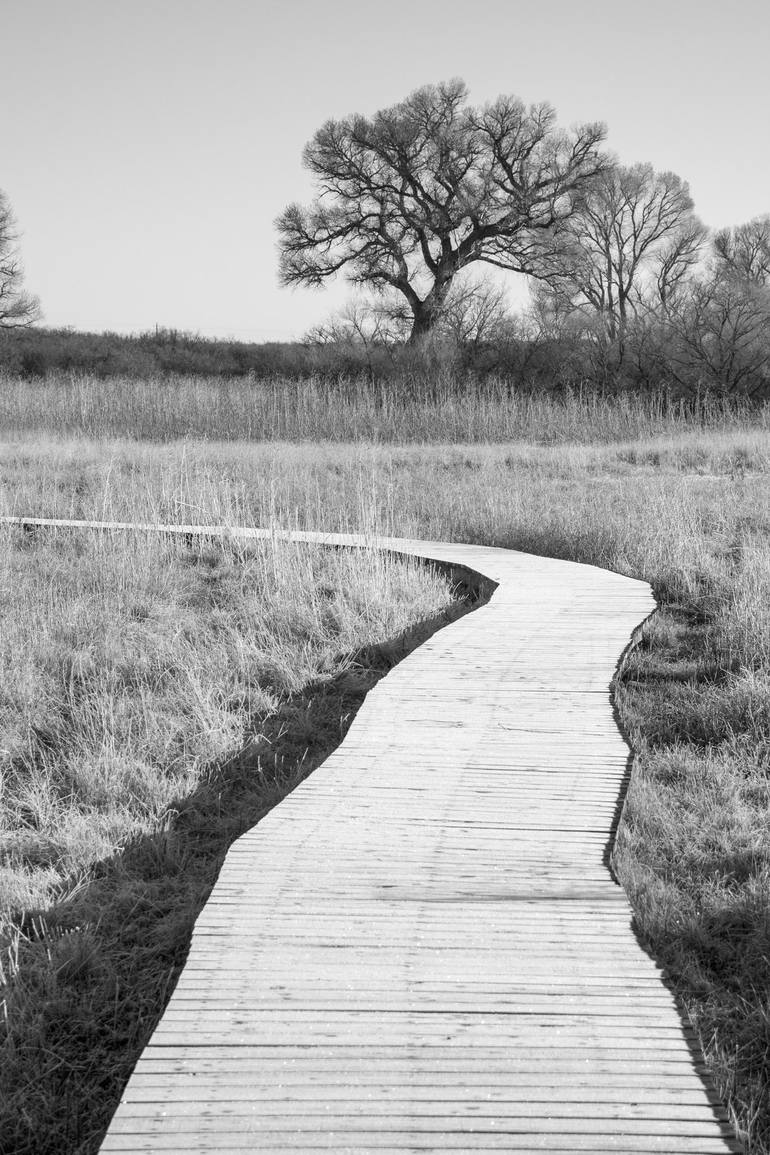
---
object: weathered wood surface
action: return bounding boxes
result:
[3,519,740,1152]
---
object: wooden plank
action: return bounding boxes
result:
[99,1138,736,1154]
[121,1084,724,1102]
[107,1114,730,1135]
[5,519,735,1154]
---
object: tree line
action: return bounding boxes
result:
[281,80,770,397]
[3,79,769,396]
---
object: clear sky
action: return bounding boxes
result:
[5,0,769,340]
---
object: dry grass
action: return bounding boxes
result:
[1,404,769,1152]
[613,613,770,1147]
[0,369,767,444]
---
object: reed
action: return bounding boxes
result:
[0,370,765,444]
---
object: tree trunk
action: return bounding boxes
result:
[407,282,452,344]
[408,308,438,344]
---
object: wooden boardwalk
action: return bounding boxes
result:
[5,520,741,1152]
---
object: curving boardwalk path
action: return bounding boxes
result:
[6,520,741,1152]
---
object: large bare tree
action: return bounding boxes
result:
[277,79,606,342]
[0,190,40,327]
[537,163,705,344]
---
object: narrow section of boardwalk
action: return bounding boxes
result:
[7,521,740,1153]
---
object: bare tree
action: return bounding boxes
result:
[307,274,511,354]
[538,164,705,346]
[713,215,770,286]
[304,299,404,347]
[657,214,770,396]
[666,269,770,395]
[0,190,41,327]
[437,274,511,346]
[277,79,606,343]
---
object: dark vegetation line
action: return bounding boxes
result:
[2,324,770,399]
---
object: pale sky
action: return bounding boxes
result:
[5,0,769,340]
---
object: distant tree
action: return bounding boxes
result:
[713,215,770,286]
[437,274,512,347]
[536,163,705,348]
[306,274,512,356]
[0,190,41,327]
[652,213,770,397]
[305,298,407,348]
[306,302,378,347]
[277,79,606,343]
[665,267,770,396]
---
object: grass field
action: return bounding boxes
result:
[1,379,769,1153]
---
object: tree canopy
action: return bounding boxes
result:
[536,164,705,343]
[277,79,606,341]
[713,215,770,286]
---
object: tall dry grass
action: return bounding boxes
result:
[0,370,767,443]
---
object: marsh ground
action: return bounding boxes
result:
[1,379,768,1152]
